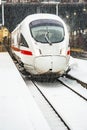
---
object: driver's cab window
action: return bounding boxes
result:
[19,34,29,48]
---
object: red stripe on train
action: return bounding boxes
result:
[21,50,33,55]
[11,46,33,56]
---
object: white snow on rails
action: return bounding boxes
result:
[34,80,87,130]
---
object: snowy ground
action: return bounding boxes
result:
[0,52,87,130]
[68,56,87,84]
[0,52,51,130]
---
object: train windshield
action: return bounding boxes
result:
[30,19,64,43]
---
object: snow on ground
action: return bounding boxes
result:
[0,52,87,130]
[36,78,87,130]
[68,56,87,84]
[0,52,51,130]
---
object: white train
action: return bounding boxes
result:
[11,13,70,78]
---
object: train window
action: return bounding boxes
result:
[20,34,29,48]
[29,19,64,43]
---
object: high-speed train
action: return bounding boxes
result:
[11,13,70,78]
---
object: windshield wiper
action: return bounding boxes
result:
[45,32,52,45]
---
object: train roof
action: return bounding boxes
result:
[21,13,65,25]
[12,13,68,33]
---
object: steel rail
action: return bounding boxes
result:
[32,80,71,130]
[58,79,87,102]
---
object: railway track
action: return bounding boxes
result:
[58,77,87,101]
[66,74,87,89]
[23,75,87,130]
[32,80,71,130]
[24,77,70,130]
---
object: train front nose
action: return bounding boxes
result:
[34,56,52,74]
[34,56,68,75]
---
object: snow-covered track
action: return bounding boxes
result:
[58,77,87,101]
[58,77,87,102]
[32,80,71,130]
[32,79,87,130]
[23,77,70,130]
[66,74,87,89]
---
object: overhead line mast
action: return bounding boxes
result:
[1,0,6,26]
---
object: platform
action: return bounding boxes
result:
[0,52,51,130]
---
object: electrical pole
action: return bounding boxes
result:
[1,0,6,26]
